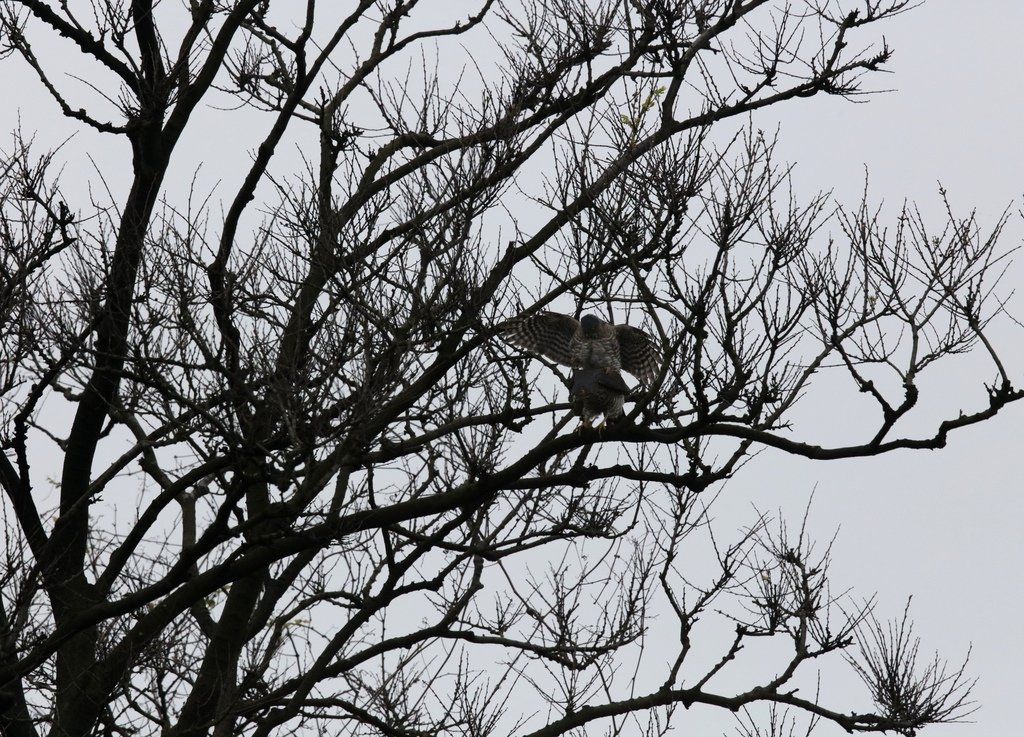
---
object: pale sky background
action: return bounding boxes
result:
[733,2,1024,734]
[2,1,1022,735]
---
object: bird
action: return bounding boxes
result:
[496,311,661,427]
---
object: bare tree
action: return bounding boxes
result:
[0,1,1018,736]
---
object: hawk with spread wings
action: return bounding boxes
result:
[496,311,662,426]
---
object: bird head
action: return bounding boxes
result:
[580,314,604,337]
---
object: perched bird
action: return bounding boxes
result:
[496,311,661,427]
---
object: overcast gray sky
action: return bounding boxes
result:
[740,2,1024,734]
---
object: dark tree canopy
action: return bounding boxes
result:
[0,2,1019,737]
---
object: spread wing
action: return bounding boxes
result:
[496,311,580,367]
[615,324,661,385]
